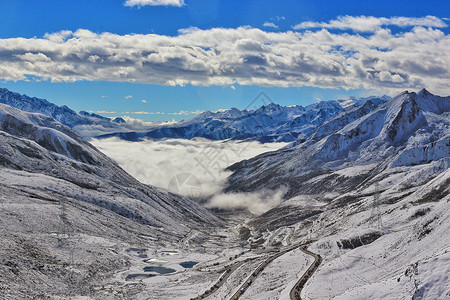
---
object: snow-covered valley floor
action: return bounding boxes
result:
[1,130,449,300]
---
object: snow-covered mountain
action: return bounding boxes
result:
[337,95,391,108]
[226,89,449,198]
[0,88,448,299]
[221,89,450,299]
[0,102,219,231]
[0,88,168,138]
[99,97,388,143]
[0,88,116,128]
[0,102,224,298]
[0,87,390,143]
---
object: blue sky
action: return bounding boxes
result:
[0,0,449,121]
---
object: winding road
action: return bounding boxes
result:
[289,247,322,300]
[192,240,321,300]
[229,241,320,300]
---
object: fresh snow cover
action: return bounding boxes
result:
[241,248,313,300]
[0,88,449,299]
[224,89,450,299]
[0,87,162,138]
[0,102,220,232]
[97,96,387,143]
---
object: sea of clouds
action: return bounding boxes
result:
[91,137,288,214]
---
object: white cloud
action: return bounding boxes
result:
[13,52,51,62]
[91,110,117,114]
[121,110,202,115]
[125,95,133,99]
[130,111,157,114]
[0,19,449,94]
[293,15,447,32]
[90,138,287,214]
[141,99,148,103]
[271,16,285,21]
[205,188,286,214]
[378,71,405,83]
[124,0,184,7]
[263,22,278,28]
[167,109,204,115]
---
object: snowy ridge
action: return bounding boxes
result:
[337,95,391,108]
[0,103,220,231]
[0,88,118,128]
[99,96,388,143]
[223,89,449,299]
[226,89,449,194]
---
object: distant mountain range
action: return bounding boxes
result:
[0,88,124,128]
[0,87,391,142]
[97,96,390,143]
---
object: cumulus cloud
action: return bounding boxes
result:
[124,0,184,7]
[120,115,176,127]
[293,15,447,32]
[263,22,278,28]
[125,95,133,99]
[0,18,449,94]
[141,99,148,103]
[90,138,287,213]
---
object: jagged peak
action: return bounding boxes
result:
[260,102,282,109]
[418,88,431,97]
[400,90,411,95]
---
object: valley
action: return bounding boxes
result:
[1,2,450,299]
[0,88,449,299]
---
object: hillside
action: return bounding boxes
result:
[0,103,221,298]
[221,89,450,299]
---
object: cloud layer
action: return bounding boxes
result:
[0,15,449,94]
[91,138,287,213]
[294,15,447,32]
[206,188,286,214]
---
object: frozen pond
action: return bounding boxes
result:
[179,261,198,268]
[143,266,177,274]
[126,274,156,280]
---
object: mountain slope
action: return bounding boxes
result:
[0,103,220,231]
[0,103,223,298]
[222,89,449,299]
[226,89,449,199]
[0,88,117,128]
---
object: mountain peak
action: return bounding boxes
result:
[400,90,411,95]
[418,88,431,96]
